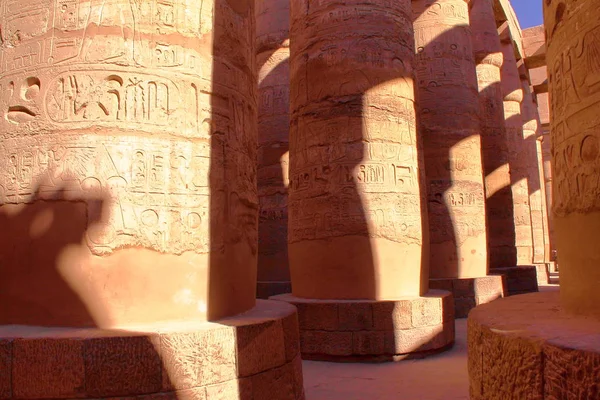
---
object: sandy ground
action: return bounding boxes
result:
[302,319,470,400]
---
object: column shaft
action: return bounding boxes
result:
[545,0,600,317]
[289,0,428,299]
[413,0,488,279]
[500,41,534,265]
[0,0,258,326]
[256,0,292,298]
[470,0,517,269]
[521,79,547,265]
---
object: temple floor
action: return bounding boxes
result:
[302,285,559,399]
[302,319,468,400]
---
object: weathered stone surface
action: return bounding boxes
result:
[0,300,303,400]
[0,339,10,399]
[288,0,428,300]
[468,291,600,400]
[430,276,505,319]
[256,0,292,299]
[271,291,453,361]
[500,41,534,266]
[0,0,258,327]
[544,0,600,318]
[521,80,546,265]
[470,0,517,269]
[413,0,488,279]
[12,338,85,398]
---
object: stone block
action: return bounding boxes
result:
[282,312,301,362]
[429,279,453,292]
[385,325,445,355]
[474,276,505,297]
[236,320,286,378]
[294,302,339,331]
[544,343,600,399]
[251,362,295,400]
[442,292,455,322]
[372,301,412,331]
[338,303,373,331]
[455,297,477,319]
[84,335,162,397]
[205,379,252,400]
[12,338,85,399]
[161,331,204,391]
[352,331,386,355]
[411,297,442,328]
[0,339,11,399]
[453,279,476,298]
[198,328,238,386]
[300,331,353,357]
[290,355,304,399]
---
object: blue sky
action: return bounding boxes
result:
[511,0,544,28]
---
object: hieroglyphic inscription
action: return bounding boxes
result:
[545,4,600,215]
[0,136,215,254]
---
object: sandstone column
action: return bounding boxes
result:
[500,41,535,266]
[521,75,547,267]
[0,1,303,398]
[470,0,517,269]
[413,0,504,318]
[468,3,600,396]
[272,0,454,361]
[521,77,552,284]
[255,0,292,298]
[545,0,600,316]
[541,132,556,259]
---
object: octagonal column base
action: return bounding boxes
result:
[468,290,600,399]
[429,276,506,318]
[0,300,304,400]
[270,290,454,362]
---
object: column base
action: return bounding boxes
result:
[534,263,549,285]
[468,291,600,399]
[0,300,304,400]
[429,276,506,319]
[257,281,293,299]
[489,265,539,295]
[270,290,454,362]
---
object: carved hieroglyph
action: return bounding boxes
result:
[470,0,517,269]
[413,0,488,279]
[521,79,547,265]
[0,0,258,325]
[288,0,429,299]
[545,0,600,318]
[500,41,534,266]
[256,0,291,297]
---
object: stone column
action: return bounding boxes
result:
[413,0,504,318]
[272,0,454,361]
[468,4,600,396]
[255,0,292,298]
[545,0,600,317]
[500,41,535,267]
[0,1,303,398]
[469,0,517,270]
[521,77,551,284]
[541,129,557,261]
